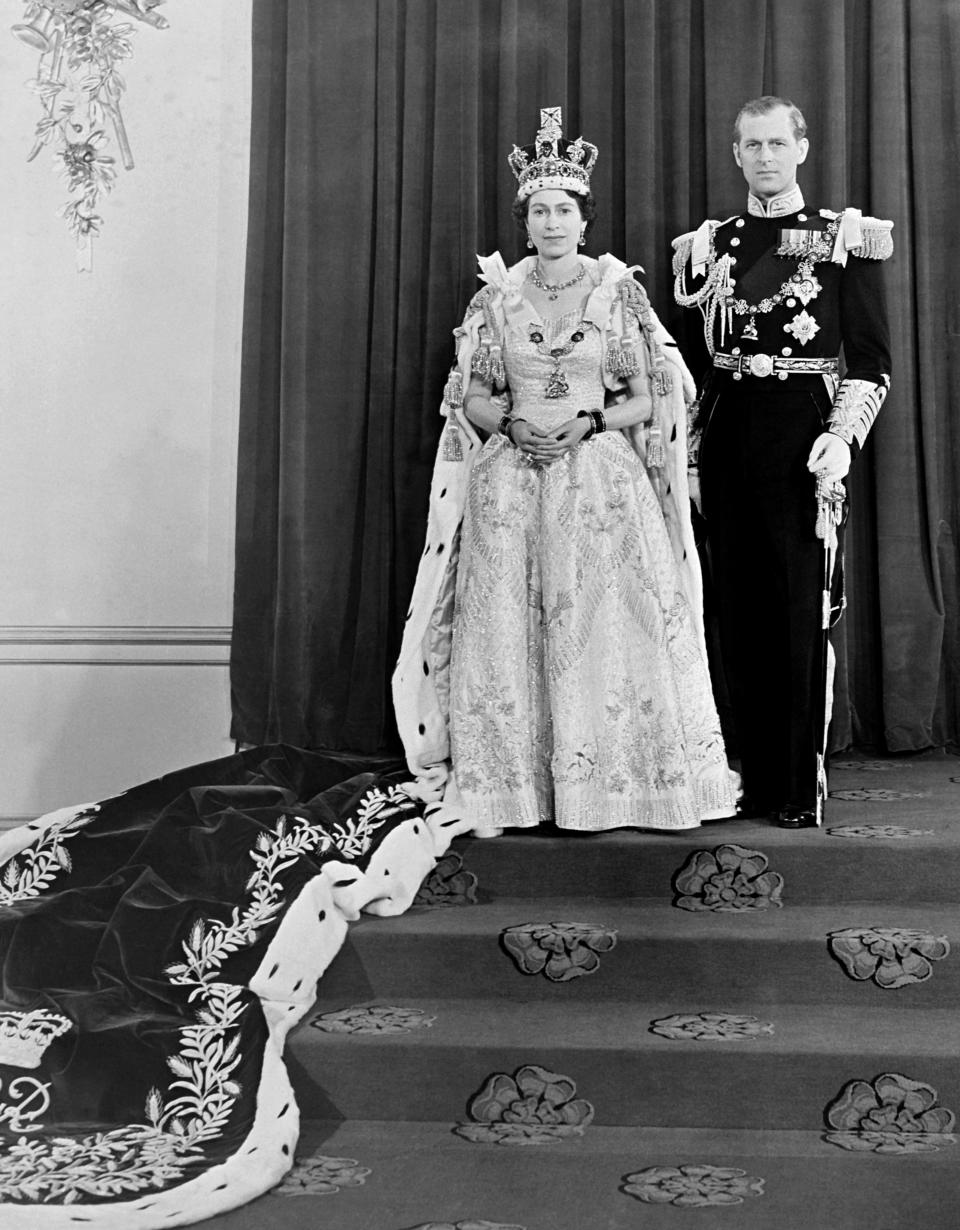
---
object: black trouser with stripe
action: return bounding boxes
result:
[699,372,835,812]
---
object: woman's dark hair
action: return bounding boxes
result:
[512,189,598,237]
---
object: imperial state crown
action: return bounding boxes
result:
[508,106,598,199]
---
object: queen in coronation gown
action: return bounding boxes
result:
[393,108,739,837]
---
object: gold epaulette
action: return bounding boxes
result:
[671,217,739,276]
[671,230,696,254]
[857,217,894,260]
[671,231,697,277]
[819,208,894,260]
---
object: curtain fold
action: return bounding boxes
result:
[232,0,959,755]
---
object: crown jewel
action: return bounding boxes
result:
[0,1010,72,1069]
[508,106,598,200]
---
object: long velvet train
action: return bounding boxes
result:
[0,745,471,1226]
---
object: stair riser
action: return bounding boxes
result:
[241,1117,960,1230]
[317,932,960,1007]
[287,1043,960,1129]
[455,839,960,905]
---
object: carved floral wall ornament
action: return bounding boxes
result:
[413,851,478,908]
[828,927,950,989]
[310,1004,436,1035]
[12,0,169,269]
[649,1012,774,1041]
[824,1073,957,1154]
[271,1153,372,1196]
[621,1164,765,1206]
[500,920,618,981]
[454,1064,594,1145]
[673,844,783,912]
[826,824,934,840]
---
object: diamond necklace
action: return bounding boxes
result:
[528,261,586,301]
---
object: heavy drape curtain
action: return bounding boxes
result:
[231,0,959,756]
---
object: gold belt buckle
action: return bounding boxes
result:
[746,353,774,378]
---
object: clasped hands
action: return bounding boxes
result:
[509,416,591,464]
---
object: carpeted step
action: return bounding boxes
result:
[451,815,960,904]
[285,997,960,1129]
[188,1118,960,1230]
[315,897,960,1007]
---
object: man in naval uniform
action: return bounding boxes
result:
[673,96,893,828]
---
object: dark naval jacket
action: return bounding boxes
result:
[673,190,893,453]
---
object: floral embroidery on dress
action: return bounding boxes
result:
[448,294,737,833]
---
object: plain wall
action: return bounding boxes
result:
[0,2,252,814]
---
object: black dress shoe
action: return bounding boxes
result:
[772,807,819,829]
[735,796,777,820]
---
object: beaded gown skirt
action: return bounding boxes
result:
[449,315,737,834]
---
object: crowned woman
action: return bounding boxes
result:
[394,108,739,837]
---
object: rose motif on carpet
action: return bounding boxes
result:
[824,1073,957,1153]
[271,1153,371,1195]
[673,844,783,912]
[453,1064,594,1145]
[500,921,617,981]
[826,825,934,839]
[621,1164,765,1206]
[649,1012,774,1040]
[831,760,909,771]
[828,927,950,988]
[406,1222,527,1230]
[310,1005,436,1034]
[413,852,478,908]
[829,788,928,802]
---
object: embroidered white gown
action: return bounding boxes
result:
[448,304,737,834]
